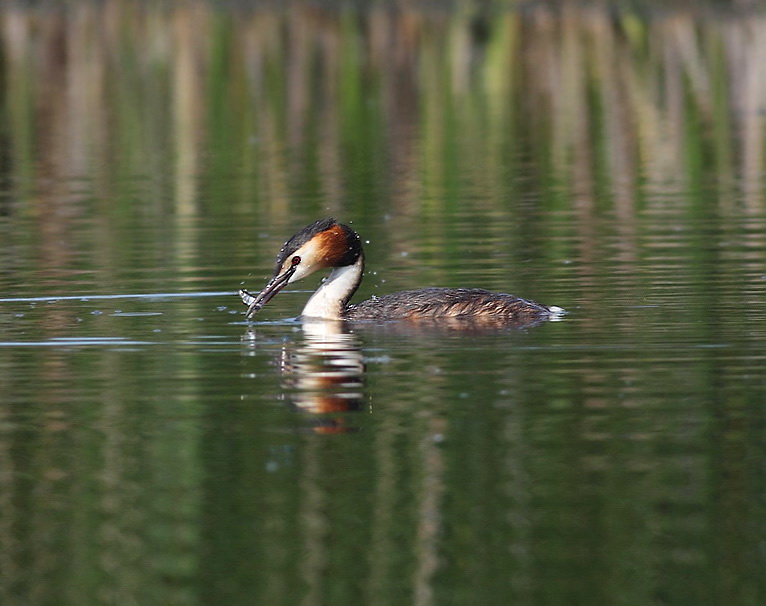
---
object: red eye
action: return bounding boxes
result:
[291,256,301,265]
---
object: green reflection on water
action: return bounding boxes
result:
[1,2,765,605]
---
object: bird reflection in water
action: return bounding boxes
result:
[243,319,366,434]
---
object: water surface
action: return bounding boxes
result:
[1,2,766,605]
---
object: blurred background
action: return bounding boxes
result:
[3,0,765,286]
[1,1,765,604]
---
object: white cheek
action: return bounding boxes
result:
[289,263,314,282]
[287,239,324,282]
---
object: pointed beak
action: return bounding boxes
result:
[240,262,299,319]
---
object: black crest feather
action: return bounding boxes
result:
[275,217,338,267]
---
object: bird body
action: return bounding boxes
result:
[347,287,552,321]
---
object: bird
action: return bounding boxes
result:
[239,218,563,324]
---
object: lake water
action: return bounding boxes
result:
[1,3,766,604]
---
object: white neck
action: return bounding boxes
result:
[301,254,364,320]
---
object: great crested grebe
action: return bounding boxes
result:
[239,218,563,323]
